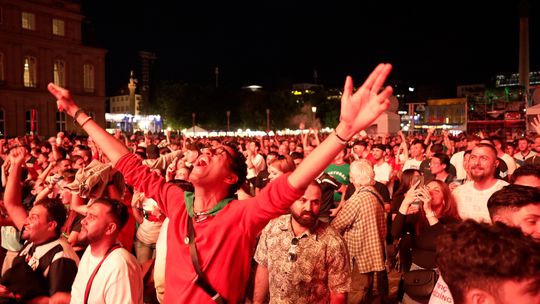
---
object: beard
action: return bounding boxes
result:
[291,210,318,228]
[470,166,491,182]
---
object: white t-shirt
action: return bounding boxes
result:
[453,179,508,223]
[70,246,143,304]
[499,153,517,175]
[429,276,454,304]
[246,153,266,179]
[450,151,466,180]
[373,162,393,184]
[402,158,422,171]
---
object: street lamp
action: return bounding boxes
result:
[226,111,231,132]
[311,106,317,127]
[266,109,270,132]
[192,112,196,136]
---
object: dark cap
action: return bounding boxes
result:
[147,144,160,159]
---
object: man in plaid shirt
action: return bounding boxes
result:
[331,160,387,303]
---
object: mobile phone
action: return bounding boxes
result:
[411,175,424,205]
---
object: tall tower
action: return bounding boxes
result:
[138,51,157,112]
[128,71,138,114]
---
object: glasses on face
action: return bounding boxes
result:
[288,237,300,262]
[209,146,234,160]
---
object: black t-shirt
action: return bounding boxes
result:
[315,173,342,218]
[344,181,390,203]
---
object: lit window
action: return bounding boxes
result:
[83,64,94,92]
[53,60,66,87]
[25,109,38,134]
[22,12,35,30]
[23,56,37,88]
[52,19,65,36]
[56,111,66,132]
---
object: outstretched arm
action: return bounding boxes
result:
[47,83,130,166]
[288,63,393,189]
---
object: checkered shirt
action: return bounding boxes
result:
[331,186,386,273]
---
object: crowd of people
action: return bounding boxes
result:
[0,63,537,304]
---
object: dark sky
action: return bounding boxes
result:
[80,0,539,95]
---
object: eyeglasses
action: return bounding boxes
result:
[288,237,301,262]
[209,146,234,160]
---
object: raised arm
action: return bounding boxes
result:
[4,147,30,231]
[47,83,130,166]
[288,63,393,189]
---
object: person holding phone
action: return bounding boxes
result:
[392,180,461,303]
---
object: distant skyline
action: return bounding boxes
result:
[80,1,539,96]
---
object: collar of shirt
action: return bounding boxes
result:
[184,191,233,218]
[277,214,319,241]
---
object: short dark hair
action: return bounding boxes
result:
[430,143,444,154]
[290,151,304,160]
[488,184,540,218]
[372,143,386,151]
[436,220,540,304]
[93,198,129,231]
[512,164,540,182]
[473,143,497,158]
[432,153,450,172]
[249,140,261,149]
[411,139,426,151]
[223,143,247,198]
[352,140,367,148]
[36,198,67,237]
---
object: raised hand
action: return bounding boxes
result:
[338,64,393,138]
[47,83,79,117]
[9,146,27,166]
[532,114,540,134]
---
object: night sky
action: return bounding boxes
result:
[80,0,539,95]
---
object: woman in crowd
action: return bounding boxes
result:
[391,179,461,303]
[390,169,422,215]
[267,155,296,182]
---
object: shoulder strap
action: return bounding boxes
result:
[361,189,385,209]
[187,218,227,304]
[84,244,122,304]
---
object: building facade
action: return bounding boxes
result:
[0,0,106,137]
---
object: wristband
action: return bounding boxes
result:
[79,116,93,128]
[73,108,85,121]
[333,131,349,145]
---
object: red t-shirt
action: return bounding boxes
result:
[116,153,304,303]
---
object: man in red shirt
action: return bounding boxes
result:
[48,63,394,303]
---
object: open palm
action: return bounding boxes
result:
[340,64,393,134]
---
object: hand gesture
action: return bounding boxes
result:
[47,83,79,117]
[416,186,433,212]
[339,64,393,135]
[9,146,27,166]
[532,114,540,134]
[427,127,436,135]
[2,159,10,172]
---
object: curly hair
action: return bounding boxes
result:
[436,220,540,303]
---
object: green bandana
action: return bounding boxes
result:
[184,191,234,218]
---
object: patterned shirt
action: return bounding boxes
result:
[331,186,386,273]
[254,214,350,304]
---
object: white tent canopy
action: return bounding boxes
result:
[182,125,209,136]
